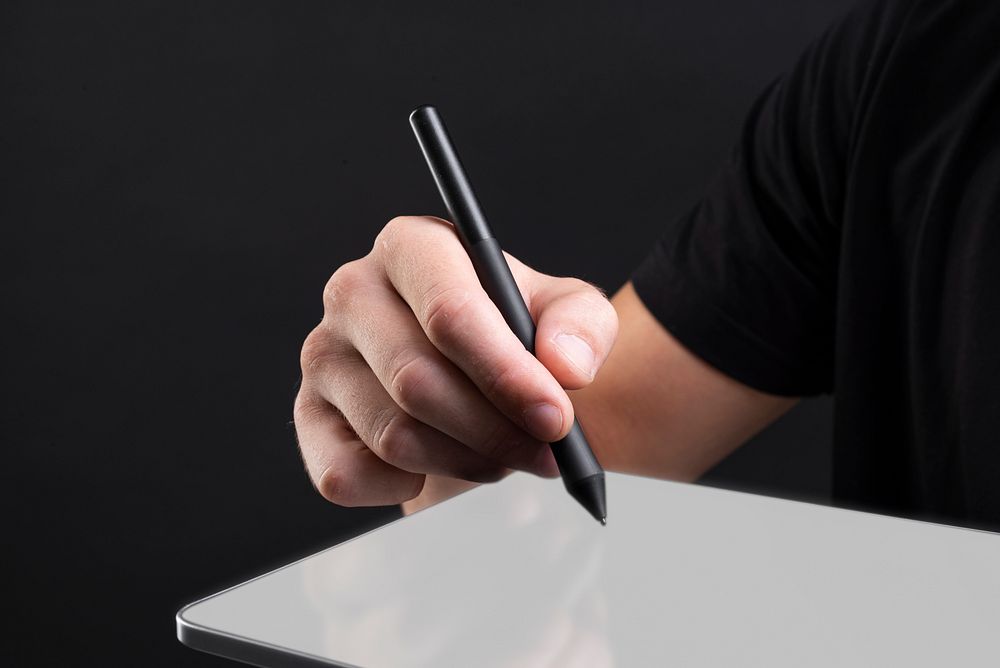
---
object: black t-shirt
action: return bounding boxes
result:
[630,0,1000,530]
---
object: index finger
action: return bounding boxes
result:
[373,216,574,443]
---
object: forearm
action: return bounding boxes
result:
[571,282,796,481]
[404,282,795,514]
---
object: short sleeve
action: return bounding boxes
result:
[630,0,911,396]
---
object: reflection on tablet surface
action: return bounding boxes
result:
[180,472,1000,667]
[302,474,612,667]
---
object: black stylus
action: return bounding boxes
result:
[409,105,607,524]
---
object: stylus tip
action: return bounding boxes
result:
[566,473,607,525]
[600,517,607,526]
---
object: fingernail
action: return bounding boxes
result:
[523,403,563,441]
[553,333,596,380]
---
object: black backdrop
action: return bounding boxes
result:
[4,1,852,664]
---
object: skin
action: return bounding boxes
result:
[294,215,797,513]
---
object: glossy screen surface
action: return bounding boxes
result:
[180,473,1000,667]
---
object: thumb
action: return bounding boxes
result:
[507,255,619,390]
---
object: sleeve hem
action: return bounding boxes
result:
[630,253,832,398]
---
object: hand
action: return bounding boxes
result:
[294,216,619,507]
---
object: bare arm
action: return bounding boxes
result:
[403,281,796,513]
[574,281,796,478]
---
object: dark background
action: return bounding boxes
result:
[4,1,852,664]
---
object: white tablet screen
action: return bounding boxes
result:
[179,472,1000,667]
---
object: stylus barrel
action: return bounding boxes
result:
[409,104,607,524]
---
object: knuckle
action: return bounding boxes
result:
[422,285,474,348]
[481,359,530,407]
[575,277,609,298]
[566,280,619,342]
[476,419,519,462]
[292,392,322,427]
[374,216,413,256]
[389,354,435,415]
[587,292,619,338]
[569,278,610,309]
[322,259,369,314]
[400,475,426,503]
[371,410,412,464]
[299,325,344,377]
[299,327,328,376]
[316,465,351,506]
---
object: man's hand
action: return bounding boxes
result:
[294,216,619,507]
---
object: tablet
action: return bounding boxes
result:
[178,472,1000,667]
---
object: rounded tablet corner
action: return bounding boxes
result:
[175,602,207,648]
[175,599,349,667]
